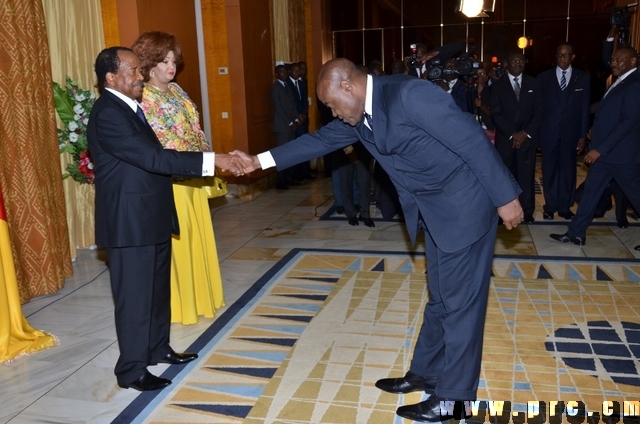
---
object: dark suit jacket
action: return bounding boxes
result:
[450,78,471,113]
[591,69,640,164]
[490,73,544,145]
[270,80,298,134]
[538,67,590,147]
[269,75,521,252]
[87,90,203,248]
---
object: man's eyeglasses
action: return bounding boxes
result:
[556,53,573,59]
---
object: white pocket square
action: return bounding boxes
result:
[575,88,583,91]
[527,89,533,92]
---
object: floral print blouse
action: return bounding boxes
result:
[140,82,206,152]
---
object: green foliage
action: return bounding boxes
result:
[53,76,96,184]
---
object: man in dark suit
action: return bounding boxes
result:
[286,62,312,180]
[230,58,523,422]
[551,47,640,247]
[88,47,242,392]
[270,64,299,189]
[538,43,591,220]
[491,51,544,223]
[443,58,471,113]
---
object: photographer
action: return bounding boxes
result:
[406,41,464,79]
[470,67,495,139]
[443,58,472,113]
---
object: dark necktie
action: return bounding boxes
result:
[136,106,147,124]
[295,80,300,98]
[560,70,567,91]
[364,113,373,131]
[513,77,521,101]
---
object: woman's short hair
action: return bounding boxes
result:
[131,31,183,81]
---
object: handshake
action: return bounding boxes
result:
[214,150,261,177]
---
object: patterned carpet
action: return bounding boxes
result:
[114,249,640,424]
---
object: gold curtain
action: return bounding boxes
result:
[42,0,106,257]
[0,0,72,303]
[273,0,291,63]
[288,0,306,62]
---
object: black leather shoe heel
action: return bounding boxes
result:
[119,371,171,392]
[375,371,437,394]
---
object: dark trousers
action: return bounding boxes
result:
[541,136,578,214]
[106,240,172,385]
[337,158,371,219]
[274,130,295,185]
[495,139,537,216]
[409,217,498,400]
[568,162,640,239]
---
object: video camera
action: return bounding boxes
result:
[611,2,637,46]
[425,53,480,82]
[610,2,638,30]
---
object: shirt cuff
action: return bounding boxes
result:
[257,151,276,169]
[202,152,215,176]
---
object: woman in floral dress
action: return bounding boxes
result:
[132,31,224,325]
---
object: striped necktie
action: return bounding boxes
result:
[560,70,567,91]
[513,77,521,101]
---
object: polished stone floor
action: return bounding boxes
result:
[2,170,639,424]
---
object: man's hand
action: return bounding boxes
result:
[512,131,527,149]
[576,138,586,154]
[497,198,524,230]
[584,148,601,165]
[215,153,247,176]
[298,114,307,124]
[229,150,261,173]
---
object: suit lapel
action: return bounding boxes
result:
[104,91,161,143]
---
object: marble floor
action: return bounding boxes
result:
[2,170,640,424]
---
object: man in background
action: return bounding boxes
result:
[538,43,591,220]
[491,51,543,223]
[270,64,299,189]
[550,47,640,249]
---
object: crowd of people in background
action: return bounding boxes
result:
[271,27,640,252]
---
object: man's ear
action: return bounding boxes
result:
[105,72,115,87]
[340,80,352,93]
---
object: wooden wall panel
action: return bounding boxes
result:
[132,0,203,114]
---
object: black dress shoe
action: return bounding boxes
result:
[558,210,575,219]
[618,220,629,229]
[375,371,437,394]
[543,211,554,220]
[523,215,535,223]
[347,217,359,226]
[119,371,171,392]
[335,206,345,214]
[635,245,640,251]
[550,232,586,246]
[276,183,288,190]
[396,395,472,422]
[155,351,198,365]
[360,217,375,227]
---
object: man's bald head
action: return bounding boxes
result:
[316,59,368,127]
